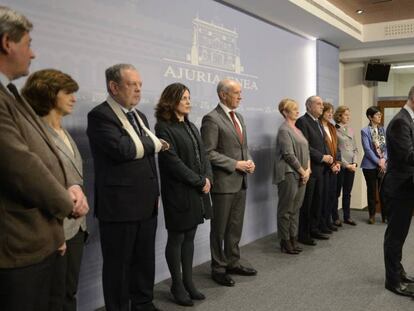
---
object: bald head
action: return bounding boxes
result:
[217,79,242,110]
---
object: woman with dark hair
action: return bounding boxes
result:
[334,105,358,226]
[22,69,88,311]
[319,102,341,233]
[361,106,387,224]
[155,83,213,306]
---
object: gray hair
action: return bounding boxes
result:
[0,6,32,53]
[105,63,136,94]
[217,79,238,100]
[408,85,414,102]
[305,95,321,110]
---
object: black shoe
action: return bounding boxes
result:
[131,303,162,311]
[401,274,414,284]
[385,281,414,297]
[227,265,257,276]
[298,238,317,246]
[171,286,193,306]
[344,219,357,226]
[327,225,338,232]
[334,220,342,227]
[184,284,206,300]
[212,272,235,286]
[310,232,330,240]
[280,240,299,255]
[320,228,333,234]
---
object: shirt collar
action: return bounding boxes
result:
[107,95,135,114]
[0,72,12,96]
[218,101,234,115]
[306,112,318,122]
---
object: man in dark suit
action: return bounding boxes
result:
[87,64,166,311]
[201,79,257,287]
[295,96,333,245]
[0,6,88,311]
[382,85,414,298]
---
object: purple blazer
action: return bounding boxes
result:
[360,126,387,169]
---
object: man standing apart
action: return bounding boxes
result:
[201,79,256,287]
[295,96,333,245]
[0,6,88,311]
[87,64,166,311]
[382,85,414,298]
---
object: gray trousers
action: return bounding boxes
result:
[210,190,246,273]
[277,173,306,240]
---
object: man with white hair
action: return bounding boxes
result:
[201,79,257,287]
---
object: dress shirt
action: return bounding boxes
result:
[218,102,243,134]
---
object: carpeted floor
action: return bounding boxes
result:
[152,211,414,311]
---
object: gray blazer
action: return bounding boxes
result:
[201,104,252,193]
[336,124,358,168]
[273,122,309,185]
[45,124,87,240]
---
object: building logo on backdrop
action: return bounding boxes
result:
[163,17,258,91]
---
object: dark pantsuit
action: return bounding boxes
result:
[383,197,413,285]
[0,252,57,311]
[49,230,86,311]
[337,169,355,220]
[210,190,246,273]
[363,168,385,219]
[99,216,157,311]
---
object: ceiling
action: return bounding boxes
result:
[218,0,414,63]
[326,0,414,24]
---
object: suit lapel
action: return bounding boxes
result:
[45,123,83,178]
[216,105,242,146]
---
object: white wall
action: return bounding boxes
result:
[340,62,377,211]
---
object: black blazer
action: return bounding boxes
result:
[295,113,329,178]
[382,108,414,199]
[87,101,159,222]
[155,119,213,232]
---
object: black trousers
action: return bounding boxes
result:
[321,171,337,226]
[298,172,325,239]
[49,230,86,311]
[363,168,386,219]
[336,169,355,221]
[383,196,414,285]
[0,252,57,311]
[99,216,157,311]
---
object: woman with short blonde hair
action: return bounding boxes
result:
[273,98,310,254]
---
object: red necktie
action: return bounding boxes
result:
[229,111,243,143]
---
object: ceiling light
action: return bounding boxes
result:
[356,9,364,14]
[391,64,414,69]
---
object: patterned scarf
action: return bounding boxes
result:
[369,126,386,158]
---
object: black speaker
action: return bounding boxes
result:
[364,63,391,82]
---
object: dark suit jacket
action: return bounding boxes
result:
[0,83,73,268]
[87,101,159,222]
[155,119,213,231]
[295,113,329,178]
[201,104,252,194]
[382,108,414,199]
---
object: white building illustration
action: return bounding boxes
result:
[187,17,244,74]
